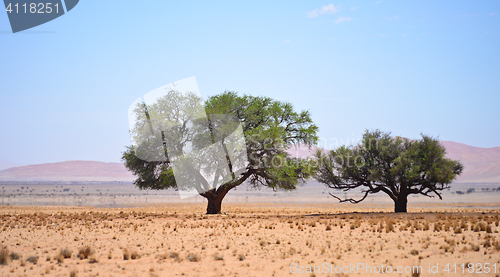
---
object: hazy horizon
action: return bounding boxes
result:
[0,139,498,169]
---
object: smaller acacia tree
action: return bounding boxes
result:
[315,130,463,213]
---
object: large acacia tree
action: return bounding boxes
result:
[315,130,463,212]
[123,91,318,214]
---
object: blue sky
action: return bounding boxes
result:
[1,1,499,165]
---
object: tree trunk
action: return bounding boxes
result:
[394,195,408,213]
[203,187,230,214]
[206,194,223,214]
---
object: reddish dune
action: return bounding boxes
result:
[0,160,134,181]
[0,141,498,183]
[440,141,500,183]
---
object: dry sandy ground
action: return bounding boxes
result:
[0,204,499,277]
[1,182,499,207]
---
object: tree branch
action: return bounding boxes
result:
[329,189,371,204]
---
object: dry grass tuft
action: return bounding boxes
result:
[78,246,93,259]
[350,219,361,230]
[60,248,72,259]
[460,220,468,230]
[0,246,9,265]
[213,253,224,261]
[385,219,395,233]
[9,252,20,261]
[423,221,430,231]
[26,255,38,264]
[130,251,140,260]
[474,222,488,232]
[486,225,493,233]
[187,253,200,262]
[54,254,64,264]
[434,222,441,232]
[88,255,98,264]
[482,240,492,248]
[169,252,181,262]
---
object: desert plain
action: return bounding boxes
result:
[0,181,500,277]
[1,200,500,277]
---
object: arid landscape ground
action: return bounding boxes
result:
[1,203,499,277]
[0,141,499,276]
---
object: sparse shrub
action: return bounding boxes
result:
[385,220,395,233]
[213,253,224,261]
[55,254,64,264]
[78,246,93,259]
[460,221,468,230]
[131,251,140,260]
[238,254,245,261]
[495,241,500,251]
[70,270,77,277]
[434,223,441,232]
[60,248,72,259]
[423,221,430,231]
[0,246,9,265]
[410,250,419,256]
[441,245,454,253]
[486,225,492,233]
[413,221,421,231]
[446,239,456,247]
[9,252,19,261]
[474,222,488,232]
[169,252,181,262]
[187,253,200,262]
[326,225,331,231]
[26,255,38,264]
[123,249,130,260]
[483,240,492,248]
[88,255,98,263]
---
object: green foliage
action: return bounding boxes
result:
[204,91,318,191]
[122,91,319,195]
[315,129,463,212]
[122,145,176,190]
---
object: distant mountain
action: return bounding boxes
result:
[0,141,498,183]
[287,141,500,184]
[0,161,134,182]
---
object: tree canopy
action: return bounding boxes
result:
[123,90,318,214]
[315,129,463,212]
